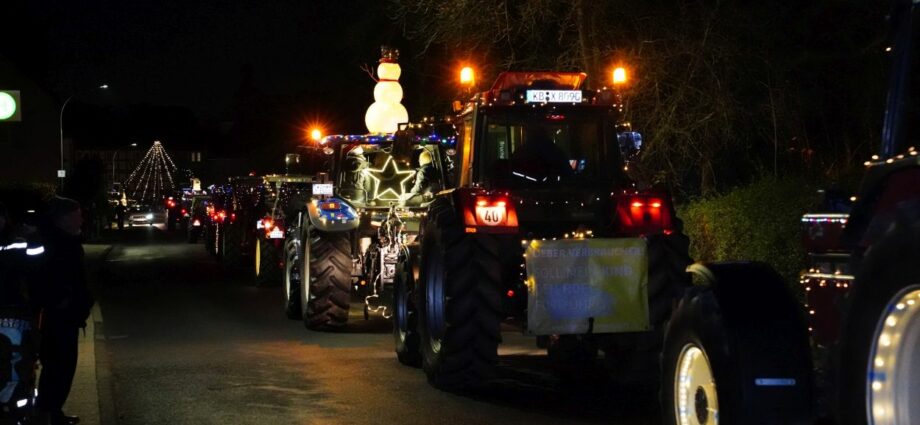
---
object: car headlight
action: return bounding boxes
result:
[145,213,154,220]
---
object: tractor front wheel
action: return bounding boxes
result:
[302,229,352,330]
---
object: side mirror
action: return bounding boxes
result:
[617,131,642,160]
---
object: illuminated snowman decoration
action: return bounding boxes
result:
[365,46,409,134]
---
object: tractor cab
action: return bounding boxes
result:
[321,124,456,211]
[452,71,669,238]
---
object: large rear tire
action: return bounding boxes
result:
[302,229,352,331]
[254,237,281,287]
[221,222,244,268]
[417,198,503,391]
[837,220,920,425]
[603,231,692,386]
[393,252,421,367]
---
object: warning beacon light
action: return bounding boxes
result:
[460,66,475,86]
[613,67,628,85]
[310,128,323,142]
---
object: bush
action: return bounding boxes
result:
[679,177,817,287]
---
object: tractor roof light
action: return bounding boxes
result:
[310,128,323,142]
[460,66,475,86]
[613,67,628,85]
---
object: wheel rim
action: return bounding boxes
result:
[675,343,719,425]
[255,239,262,276]
[867,285,920,425]
[284,245,299,304]
[424,244,445,353]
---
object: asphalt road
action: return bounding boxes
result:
[94,226,661,425]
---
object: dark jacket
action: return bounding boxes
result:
[0,237,29,307]
[409,164,440,198]
[34,229,93,328]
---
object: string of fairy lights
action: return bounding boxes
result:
[123,140,177,204]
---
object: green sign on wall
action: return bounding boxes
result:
[0,90,21,122]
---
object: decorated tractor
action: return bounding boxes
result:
[252,174,314,287]
[201,177,264,266]
[658,2,920,424]
[389,68,692,391]
[280,125,456,330]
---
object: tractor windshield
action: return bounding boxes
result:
[478,112,613,187]
[336,143,443,208]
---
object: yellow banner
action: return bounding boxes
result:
[525,238,648,335]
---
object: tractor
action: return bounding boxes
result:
[281,124,456,330]
[390,69,692,391]
[252,174,314,287]
[658,2,920,424]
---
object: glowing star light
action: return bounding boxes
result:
[362,157,415,201]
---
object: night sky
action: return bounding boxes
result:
[3,1,437,151]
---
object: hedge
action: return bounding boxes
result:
[679,177,817,288]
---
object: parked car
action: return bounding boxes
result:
[127,205,155,226]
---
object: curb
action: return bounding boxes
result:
[59,244,113,424]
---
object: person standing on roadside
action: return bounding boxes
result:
[0,202,44,419]
[33,197,94,425]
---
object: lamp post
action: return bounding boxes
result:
[59,84,109,193]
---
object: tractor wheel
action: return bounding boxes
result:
[187,227,199,243]
[603,230,692,387]
[417,198,503,391]
[204,226,214,254]
[254,237,282,287]
[837,220,920,425]
[393,253,421,367]
[661,275,812,425]
[302,229,352,330]
[282,238,302,320]
[221,222,243,268]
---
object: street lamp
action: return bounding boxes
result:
[59,83,109,193]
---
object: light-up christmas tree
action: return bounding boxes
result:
[123,140,178,204]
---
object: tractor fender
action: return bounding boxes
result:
[842,160,920,252]
[668,262,815,423]
[685,262,804,326]
[306,197,360,232]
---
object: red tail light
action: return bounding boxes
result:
[263,217,284,238]
[460,190,518,233]
[260,218,273,230]
[614,193,673,236]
